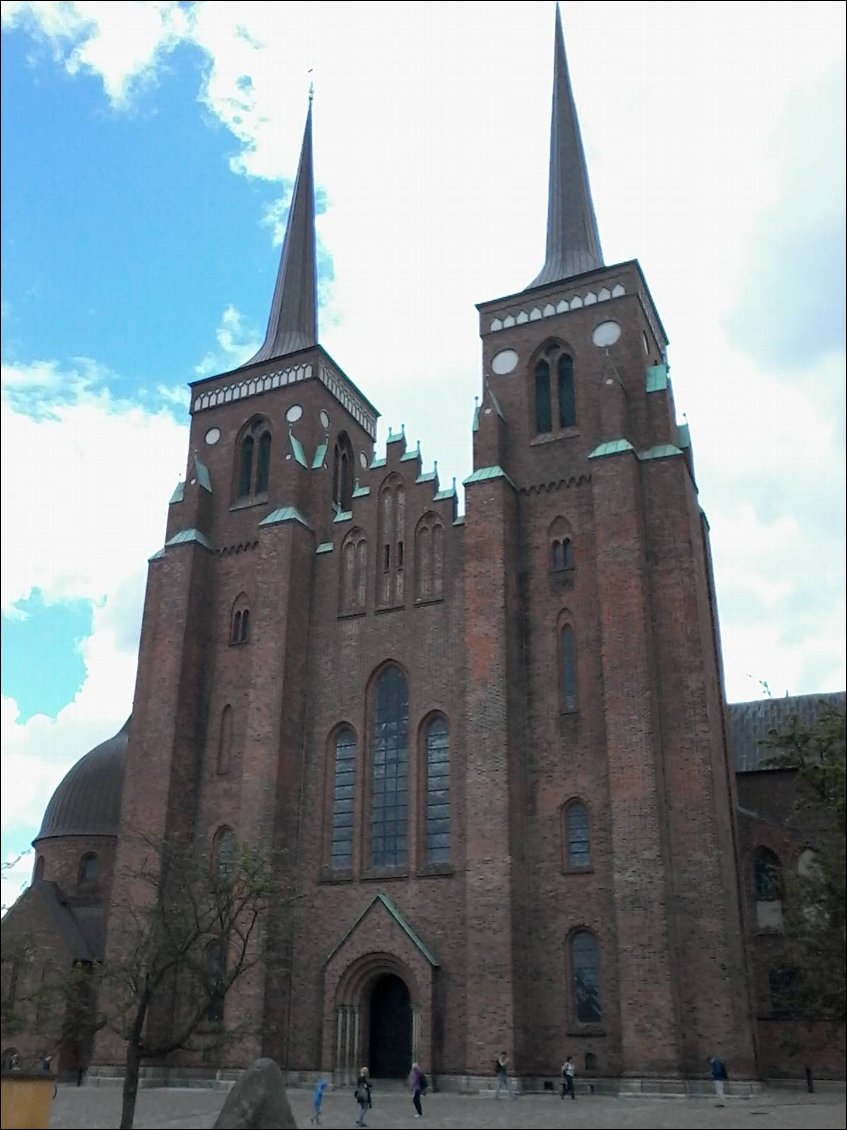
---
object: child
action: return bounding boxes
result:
[309,1076,328,1125]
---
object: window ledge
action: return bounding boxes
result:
[414,596,445,608]
[229,493,269,512]
[360,868,409,882]
[563,866,594,876]
[566,1026,606,1038]
[416,864,454,878]
[530,428,581,447]
[338,609,367,620]
[375,604,405,615]
[320,868,354,884]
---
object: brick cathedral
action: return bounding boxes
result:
[5,8,844,1090]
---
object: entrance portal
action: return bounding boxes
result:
[368,974,412,1077]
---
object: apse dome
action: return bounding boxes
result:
[36,718,129,841]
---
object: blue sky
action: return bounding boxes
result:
[2,1,845,906]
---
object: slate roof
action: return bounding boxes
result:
[728,691,846,772]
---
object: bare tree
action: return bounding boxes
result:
[93,832,280,1130]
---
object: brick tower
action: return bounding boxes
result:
[96,7,757,1087]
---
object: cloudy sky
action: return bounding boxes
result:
[2,0,844,905]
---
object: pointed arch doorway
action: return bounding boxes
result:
[368,973,412,1078]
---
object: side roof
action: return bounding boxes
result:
[729,691,846,772]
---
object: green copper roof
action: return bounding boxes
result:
[312,438,329,469]
[401,441,421,462]
[387,426,405,444]
[333,509,353,523]
[165,528,214,550]
[324,892,439,970]
[260,506,312,529]
[169,481,185,504]
[289,429,308,468]
[194,456,212,492]
[463,465,515,487]
[370,457,386,469]
[645,363,669,392]
[587,439,635,459]
[352,483,370,497]
[316,541,334,554]
[677,422,691,449]
[433,481,457,501]
[639,444,683,461]
[416,471,437,484]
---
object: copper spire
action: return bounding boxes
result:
[246,99,318,364]
[528,4,604,288]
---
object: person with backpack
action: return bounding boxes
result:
[709,1055,728,1106]
[354,1066,372,1127]
[409,1061,427,1118]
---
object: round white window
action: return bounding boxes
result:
[320,410,330,429]
[286,404,303,423]
[359,451,368,469]
[592,320,621,348]
[491,349,519,375]
[204,427,221,445]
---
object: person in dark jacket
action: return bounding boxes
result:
[409,1062,426,1117]
[355,1066,372,1127]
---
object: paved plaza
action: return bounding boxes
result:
[48,1082,846,1130]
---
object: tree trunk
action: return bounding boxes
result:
[120,1038,142,1130]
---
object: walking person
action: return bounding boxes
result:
[354,1066,372,1127]
[709,1055,728,1106]
[562,1055,576,1099]
[309,1076,327,1124]
[494,1051,516,1099]
[409,1061,426,1118]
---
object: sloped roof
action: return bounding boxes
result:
[729,692,845,772]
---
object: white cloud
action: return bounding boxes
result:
[1,0,191,107]
[194,304,260,377]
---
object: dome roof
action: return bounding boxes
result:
[35,718,130,841]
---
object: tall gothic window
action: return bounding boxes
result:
[341,529,367,613]
[565,801,590,869]
[331,728,357,870]
[754,847,784,930]
[217,705,233,775]
[560,624,578,711]
[333,432,354,512]
[571,930,601,1023]
[415,514,444,601]
[378,477,406,607]
[558,353,576,427]
[236,419,272,500]
[425,717,450,864]
[535,359,552,433]
[213,827,236,883]
[371,667,409,868]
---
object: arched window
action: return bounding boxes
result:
[415,514,444,601]
[378,477,406,607]
[213,827,236,883]
[217,705,233,775]
[534,343,577,435]
[425,717,450,864]
[230,597,250,645]
[333,432,354,512]
[34,856,45,881]
[565,801,590,869]
[754,847,783,930]
[331,728,357,870]
[256,431,271,494]
[235,419,272,500]
[341,529,367,613]
[558,353,576,427]
[585,1052,598,1072]
[79,853,98,882]
[205,941,226,1025]
[571,930,601,1023]
[535,360,552,433]
[549,517,575,575]
[560,624,578,712]
[754,847,782,900]
[371,667,409,868]
[769,966,799,1019]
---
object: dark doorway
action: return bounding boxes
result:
[368,974,412,1078]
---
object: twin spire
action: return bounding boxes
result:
[245,99,318,365]
[244,5,602,370]
[528,4,604,287]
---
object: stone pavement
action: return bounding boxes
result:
[48,1082,846,1130]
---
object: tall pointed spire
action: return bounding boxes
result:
[528,4,604,288]
[246,98,318,365]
